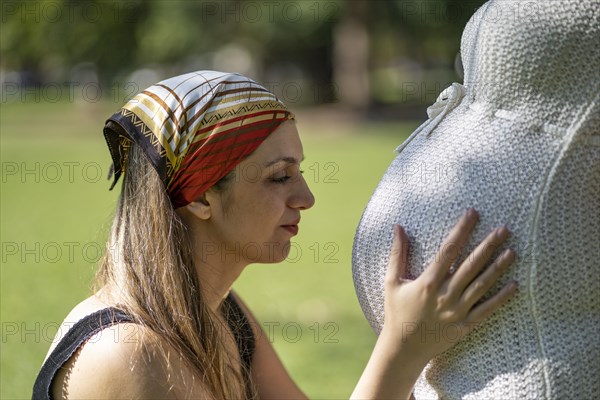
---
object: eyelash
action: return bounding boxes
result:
[271,170,304,184]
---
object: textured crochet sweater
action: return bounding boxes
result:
[352,1,599,399]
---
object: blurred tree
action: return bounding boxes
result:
[333,0,370,110]
[1,0,148,84]
[1,0,486,111]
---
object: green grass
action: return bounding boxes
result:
[0,101,418,399]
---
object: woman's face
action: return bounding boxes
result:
[203,120,315,264]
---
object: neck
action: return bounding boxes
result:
[175,208,249,312]
[193,243,248,313]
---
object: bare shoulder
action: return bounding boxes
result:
[52,322,174,399]
[50,298,212,399]
[45,294,111,358]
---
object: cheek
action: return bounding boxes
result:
[248,186,286,215]
[221,174,292,225]
[225,188,284,232]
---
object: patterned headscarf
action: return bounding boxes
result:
[103,71,294,208]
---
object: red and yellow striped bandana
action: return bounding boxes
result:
[103,71,294,208]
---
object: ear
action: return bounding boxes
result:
[184,193,211,220]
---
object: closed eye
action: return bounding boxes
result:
[271,176,291,184]
[271,170,304,184]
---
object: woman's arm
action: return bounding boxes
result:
[233,293,308,400]
[351,209,517,399]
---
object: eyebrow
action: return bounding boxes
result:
[263,156,305,167]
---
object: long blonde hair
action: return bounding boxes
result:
[95,143,251,398]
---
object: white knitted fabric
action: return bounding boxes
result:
[352,1,599,399]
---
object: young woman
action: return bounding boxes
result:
[33,71,517,399]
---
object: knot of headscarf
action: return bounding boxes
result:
[103,71,294,208]
[395,82,466,153]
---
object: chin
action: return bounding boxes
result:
[244,241,290,264]
[265,247,290,264]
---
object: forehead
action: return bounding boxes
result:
[245,120,304,163]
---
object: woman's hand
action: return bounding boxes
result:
[382,208,518,362]
[352,208,517,399]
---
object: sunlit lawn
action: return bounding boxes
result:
[0,100,418,399]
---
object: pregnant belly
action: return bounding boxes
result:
[352,103,600,399]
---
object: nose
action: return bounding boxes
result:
[289,174,315,210]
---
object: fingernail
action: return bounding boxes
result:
[502,248,515,262]
[496,225,510,238]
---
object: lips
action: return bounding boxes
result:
[281,225,299,235]
[281,218,300,235]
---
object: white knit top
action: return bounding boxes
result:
[352,1,599,398]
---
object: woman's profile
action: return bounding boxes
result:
[33,71,517,399]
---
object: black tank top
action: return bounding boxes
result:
[32,294,255,399]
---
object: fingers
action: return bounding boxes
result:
[461,248,516,308]
[464,279,518,326]
[423,208,479,284]
[385,225,410,285]
[448,225,511,295]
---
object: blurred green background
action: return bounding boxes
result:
[1,0,485,398]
